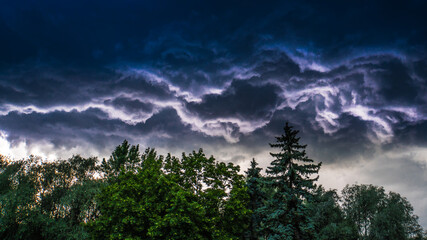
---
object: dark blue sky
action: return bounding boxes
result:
[1,0,427,227]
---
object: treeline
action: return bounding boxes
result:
[0,123,425,239]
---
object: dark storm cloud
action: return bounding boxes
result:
[2,0,425,70]
[386,120,427,149]
[186,80,279,120]
[1,52,426,163]
[110,73,175,101]
[0,109,125,149]
[104,97,154,114]
[0,64,117,107]
[134,108,191,136]
[236,106,376,166]
[0,18,37,64]
[350,56,422,104]
[413,59,427,80]
[204,53,427,166]
[0,107,208,153]
[0,0,282,67]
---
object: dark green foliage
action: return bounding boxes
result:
[0,155,43,239]
[101,139,141,177]
[342,184,424,240]
[342,184,386,239]
[89,149,207,239]
[261,122,321,240]
[0,154,101,240]
[174,149,250,239]
[1,134,426,240]
[370,191,422,240]
[307,186,357,240]
[90,147,250,240]
[245,158,265,240]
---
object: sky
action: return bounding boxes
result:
[1,0,427,227]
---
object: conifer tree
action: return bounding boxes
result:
[246,158,264,240]
[263,122,321,240]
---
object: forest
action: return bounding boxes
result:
[0,123,425,240]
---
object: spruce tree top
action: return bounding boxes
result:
[267,122,321,196]
[246,158,262,179]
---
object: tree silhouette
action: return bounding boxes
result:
[246,158,265,240]
[262,122,322,240]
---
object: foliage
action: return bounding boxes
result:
[342,184,386,239]
[0,154,101,240]
[1,124,426,240]
[342,184,424,240]
[307,186,357,240]
[89,146,250,240]
[245,158,265,240]
[101,139,141,177]
[89,150,206,239]
[261,122,322,240]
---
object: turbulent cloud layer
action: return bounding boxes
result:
[1,0,427,227]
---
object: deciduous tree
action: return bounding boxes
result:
[343,184,424,240]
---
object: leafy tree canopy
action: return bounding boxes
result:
[90,145,250,240]
[342,184,424,240]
